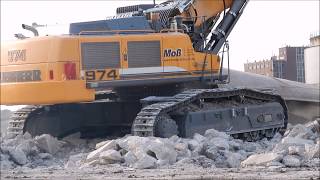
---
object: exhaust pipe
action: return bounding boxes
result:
[22,24,39,36]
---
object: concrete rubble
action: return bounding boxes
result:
[241,152,283,166]
[35,134,64,154]
[1,119,319,171]
[0,132,95,169]
[282,155,301,167]
[1,133,64,169]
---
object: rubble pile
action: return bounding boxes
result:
[0,132,95,169]
[0,133,65,169]
[81,130,268,169]
[79,121,319,169]
[1,120,319,170]
[241,123,319,168]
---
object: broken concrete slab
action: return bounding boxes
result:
[286,124,317,140]
[187,140,200,151]
[242,141,259,152]
[204,146,218,160]
[174,157,194,166]
[169,135,180,143]
[241,152,283,167]
[225,152,243,168]
[85,140,118,163]
[133,154,157,169]
[62,132,87,147]
[305,143,320,159]
[147,139,177,165]
[99,149,122,163]
[207,137,230,150]
[176,149,191,161]
[228,139,242,151]
[175,142,191,160]
[308,119,320,133]
[281,137,314,146]
[64,153,86,169]
[288,146,305,156]
[174,142,188,152]
[9,148,28,165]
[204,129,229,140]
[38,153,53,160]
[117,136,150,153]
[95,140,110,150]
[0,154,16,169]
[282,155,301,167]
[16,139,38,156]
[119,148,128,156]
[302,158,320,168]
[87,159,101,167]
[123,151,137,165]
[193,133,206,143]
[272,143,290,155]
[97,140,118,152]
[35,134,63,155]
[86,149,100,163]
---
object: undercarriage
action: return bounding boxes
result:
[7,84,288,141]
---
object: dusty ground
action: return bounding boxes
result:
[1,165,319,180]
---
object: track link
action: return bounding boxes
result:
[132,87,288,140]
[7,105,42,137]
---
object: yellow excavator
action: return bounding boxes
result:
[1,0,287,140]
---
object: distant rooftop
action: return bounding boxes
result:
[309,31,320,46]
[310,31,320,39]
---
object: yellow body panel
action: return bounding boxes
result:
[0,80,94,105]
[1,33,220,105]
[1,36,80,65]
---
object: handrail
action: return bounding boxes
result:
[160,29,184,33]
[78,29,156,35]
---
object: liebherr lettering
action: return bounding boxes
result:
[1,70,41,83]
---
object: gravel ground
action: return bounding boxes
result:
[1,165,319,180]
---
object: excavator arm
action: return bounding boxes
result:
[116,0,248,52]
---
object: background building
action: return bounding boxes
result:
[244,59,273,77]
[278,46,306,82]
[304,32,320,84]
[244,46,306,83]
[271,56,286,79]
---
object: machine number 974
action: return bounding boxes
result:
[84,69,119,81]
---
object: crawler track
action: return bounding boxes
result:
[132,88,288,140]
[7,105,43,137]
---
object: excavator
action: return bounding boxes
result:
[1,0,288,141]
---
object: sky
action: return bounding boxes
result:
[1,0,319,68]
[1,0,319,110]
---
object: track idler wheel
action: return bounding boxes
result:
[155,115,178,138]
